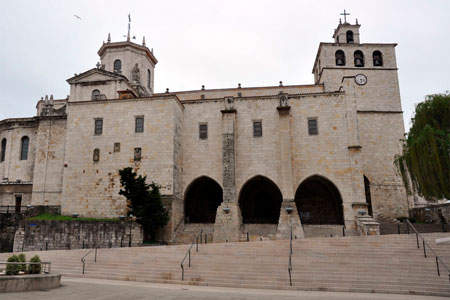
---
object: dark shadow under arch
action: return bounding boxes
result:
[184,176,223,223]
[239,176,282,224]
[295,175,344,225]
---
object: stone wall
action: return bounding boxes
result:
[0,213,23,252]
[61,95,180,218]
[0,119,37,183]
[31,117,66,206]
[13,220,143,252]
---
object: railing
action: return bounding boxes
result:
[288,225,293,286]
[0,205,32,213]
[180,229,203,281]
[0,261,52,274]
[406,220,450,282]
[81,247,98,274]
[398,221,447,234]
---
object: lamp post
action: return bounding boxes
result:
[129,214,133,247]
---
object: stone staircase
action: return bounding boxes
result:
[170,223,214,245]
[1,233,450,296]
[376,215,447,235]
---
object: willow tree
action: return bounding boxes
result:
[395,92,450,201]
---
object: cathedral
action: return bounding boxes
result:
[0,19,411,241]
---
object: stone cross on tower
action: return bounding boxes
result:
[340,9,350,23]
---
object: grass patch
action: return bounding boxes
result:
[27,213,119,222]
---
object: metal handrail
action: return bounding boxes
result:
[406,219,450,282]
[81,246,97,274]
[0,261,52,274]
[180,229,203,281]
[288,225,293,286]
[0,205,32,213]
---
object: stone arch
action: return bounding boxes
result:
[373,50,383,66]
[184,176,223,223]
[113,59,121,73]
[335,50,346,66]
[354,50,365,67]
[239,175,282,224]
[346,30,354,43]
[295,175,344,225]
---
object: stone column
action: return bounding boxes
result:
[276,94,304,239]
[343,79,367,231]
[214,97,242,242]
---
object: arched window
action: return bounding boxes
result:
[93,148,100,162]
[346,30,354,43]
[113,59,121,73]
[1,138,6,162]
[373,50,383,66]
[354,50,365,67]
[147,69,151,90]
[335,50,346,66]
[20,136,29,161]
[92,89,101,100]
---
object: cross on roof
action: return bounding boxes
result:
[340,9,350,23]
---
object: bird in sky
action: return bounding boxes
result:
[74,15,82,20]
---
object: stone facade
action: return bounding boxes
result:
[0,21,411,242]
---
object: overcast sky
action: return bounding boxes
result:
[1,0,449,130]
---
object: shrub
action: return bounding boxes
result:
[17,253,26,273]
[29,255,41,274]
[6,255,19,275]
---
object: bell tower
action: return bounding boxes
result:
[97,34,158,95]
[312,14,400,112]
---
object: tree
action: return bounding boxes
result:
[119,167,168,241]
[395,92,450,201]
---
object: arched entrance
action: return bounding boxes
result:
[295,175,344,224]
[184,177,223,223]
[239,176,282,224]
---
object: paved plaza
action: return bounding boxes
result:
[2,277,449,300]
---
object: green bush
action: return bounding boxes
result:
[6,255,19,275]
[29,255,41,274]
[17,253,26,273]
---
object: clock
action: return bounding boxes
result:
[355,74,367,85]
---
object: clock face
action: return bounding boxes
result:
[355,74,367,85]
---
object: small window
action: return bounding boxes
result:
[199,124,208,139]
[201,94,205,100]
[94,119,103,135]
[134,148,142,161]
[93,148,100,162]
[354,50,364,67]
[135,116,144,133]
[308,119,318,135]
[114,143,120,153]
[237,92,242,97]
[20,136,29,160]
[147,69,151,90]
[346,30,354,43]
[114,59,122,73]
[253,121,262,137]
[335,50,346,66]
[92,89,101,100]
[1,138,6,162]
[373,50,383,66]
